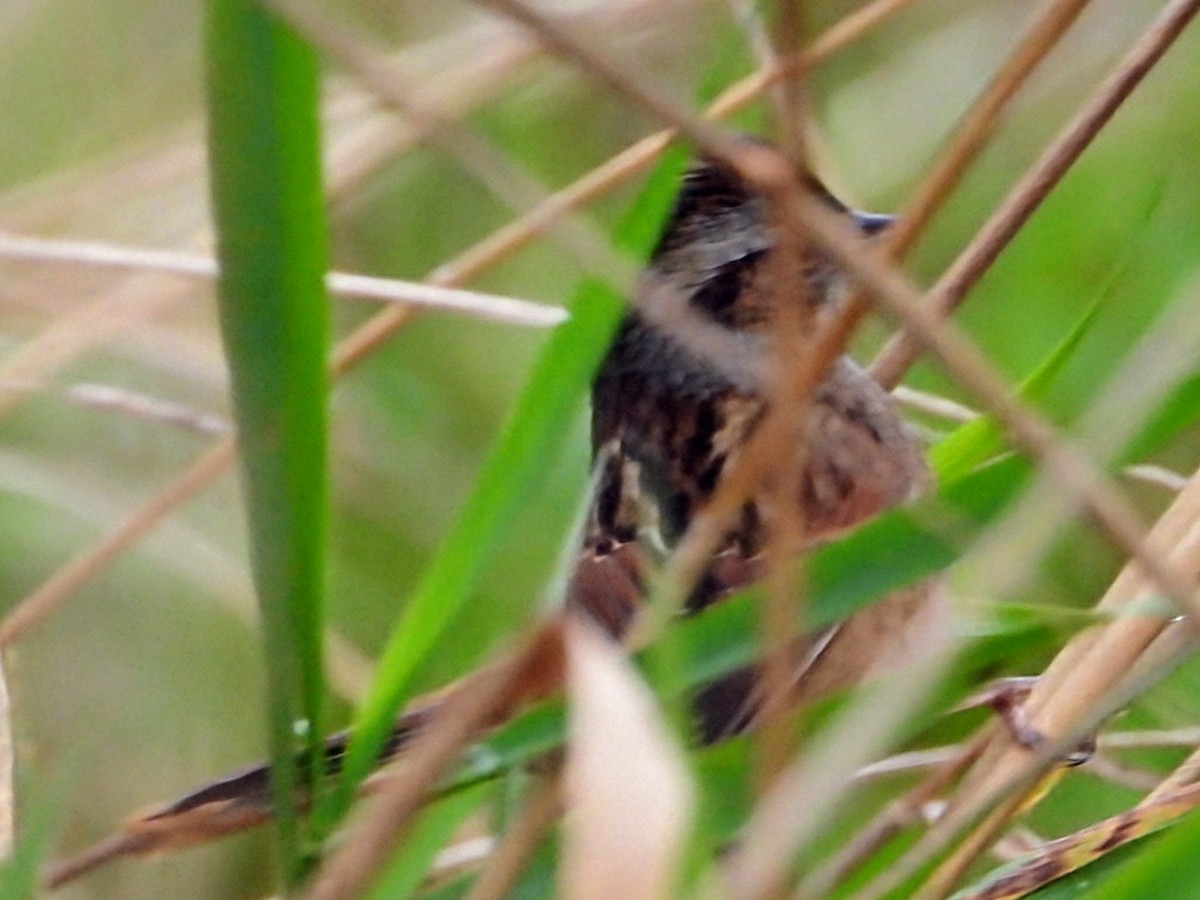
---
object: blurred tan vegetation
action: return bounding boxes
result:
[2,0,1200,897]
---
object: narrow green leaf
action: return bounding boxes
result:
[932,177,1170,485]
[435,458,1031,795]
[931,300,1102,484]
[316,279,622,834]
[205,1,329,882]
[318,140,692,833]
[1028,811,1200,900]
[367,782,492,900]
[0,779,56,899]
[1122,371,1200,462]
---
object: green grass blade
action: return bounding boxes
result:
[931,299,1102,484]
[437,458,1031,795]
[205,1,330,883]
[366,783,492,899]
[1122,370,1200,462]
[316,279,623,832]
[0,779,56,899]
[932,178,1170,485]
[1031,809,1200,900]
[316,140,690,834]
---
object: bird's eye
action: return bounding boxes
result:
[852,211,895,237]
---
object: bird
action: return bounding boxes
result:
[46,150,941,886]
[566,154,936,741]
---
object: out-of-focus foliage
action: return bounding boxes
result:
[2,0,1200,897]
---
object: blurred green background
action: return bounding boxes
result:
[2,0,1200,896]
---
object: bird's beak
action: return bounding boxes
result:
[852,211,895,237]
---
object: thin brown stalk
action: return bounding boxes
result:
[724,611,958,900]
[850,741,1168,793]
[306,621,564,900]
[1104,726,1200,750]
[871,0,1200,388]
[891,385,978,423]
[264,0,632,287]
[1081,755,1162,793]
[1139,743,1200,805]
[436,0,919,283]
[0,377,230,436]
[852,746,972,781]
[948,781,1200,900]
[771,0,808,163]
[466,773,562,900]
[880,0,1096,261]
[1125,464,1189,493]
[473,0,742,161]
[799,730,989,896]
[854,464,1200,900]
[0,232,566,328]
[735,9,820,791]
[749,0,822,797]
[45,833,161,891]
[796,195,1200,623]
[754,261,813,791]
[0,440,237,647]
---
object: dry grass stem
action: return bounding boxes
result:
[0,440,237,647]
[1140,743,1200,805]
[797,196,1200,623]
[0,377,230,436]
[724,0,788,127]
[0,232,567,327]
[892,385,979,423]
[44,834,162,891]
[871,0,1200,387]
[465,773,562,900]
[770,0,808,163]
[560,622,694,900]
[722,596,957,898]
[265,0,633,287]
[949,781,1200,900]
[434,0,918,284]
[619,0,1115,654]
[1104,726,1200,750]
[859,464,1200,899]
[851,741,1175,793]
[1125,464,1190,493]
[307,621,565,900]
[474,0,743,161]
[746,54,817,786]
[879,0,1095,262]
[738,722,1200,789]
[1082,755,1162,793]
